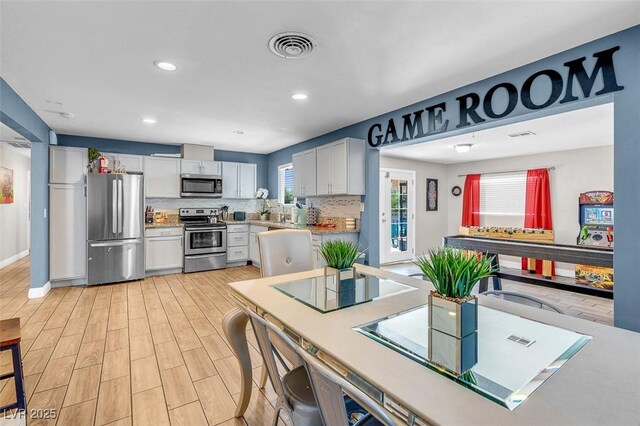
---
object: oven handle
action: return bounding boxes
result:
[185,253,227,259]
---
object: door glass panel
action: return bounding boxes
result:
[390,179,408,254]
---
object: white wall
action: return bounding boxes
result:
[0,144,30,267]
[446,145,613,275]
[380,156,449,255]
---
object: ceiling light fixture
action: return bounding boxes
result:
[142,117,157,124]
[454,144,473,153]
[154,60,178,71]
[59,112,75,119]
[292,93,308,100]
[233,130,244,135]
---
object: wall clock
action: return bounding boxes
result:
[451,186,462,196]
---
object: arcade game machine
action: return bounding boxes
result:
[576,191,614,290]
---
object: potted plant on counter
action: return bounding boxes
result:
[256,188,270,220]
[414,247,495,376]
[320,240,365,306]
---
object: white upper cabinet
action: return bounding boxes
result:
[202,161,222,176]
[181,159,221,176]
[239,163,257,199]
[181,159,201,174]
[116,154,144,173]
[315,138,365,196]
[292,148,317,197]
[222,162,257,199]
[144,157,181,198]
[102,152,145,173]
[49,146,87,184]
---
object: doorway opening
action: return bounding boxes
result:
[0,122,32,268]
[379,168,415,264]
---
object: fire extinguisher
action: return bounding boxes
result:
[98,155,109,174]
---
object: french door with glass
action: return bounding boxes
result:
[379,169,415,264]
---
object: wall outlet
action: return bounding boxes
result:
[44,208,47,218]
[360,203,365,212]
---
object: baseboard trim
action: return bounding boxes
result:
[28,281,51,299]
[0,250,29,269]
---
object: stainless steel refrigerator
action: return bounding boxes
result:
[87,173,144,285]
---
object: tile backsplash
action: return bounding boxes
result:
[305,195,361,218]
[147,195,362,219]
[147,198,262,213]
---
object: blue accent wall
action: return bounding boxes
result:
[267,25,640,331]
[0,76,51,290]
[57,134,268,189]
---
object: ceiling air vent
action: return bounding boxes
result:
[508,131,537,138]
[268,32,316,59]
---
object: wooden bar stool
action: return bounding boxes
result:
[0,318,26,415]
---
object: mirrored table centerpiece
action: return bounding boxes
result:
[271,266,418,313]
[354,305,592,410]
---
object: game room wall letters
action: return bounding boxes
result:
[367,46,624,148]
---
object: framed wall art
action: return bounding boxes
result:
[426,178,438,211]
[0,167,14,204]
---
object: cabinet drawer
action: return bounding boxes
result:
[145,227,183,237]
[227,232,249,247]
[250,225,269,234]
[227,246,249,261]
[227,224,249,233]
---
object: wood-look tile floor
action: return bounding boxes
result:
[0,257,275,425]
[383,263,614,325]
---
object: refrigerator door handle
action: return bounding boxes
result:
[118,178,123,233]
[112,179,118,234]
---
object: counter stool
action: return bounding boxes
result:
[0,318,26,415]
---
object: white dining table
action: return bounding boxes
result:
[225,264,640,425]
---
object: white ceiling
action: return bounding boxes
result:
[381,103,613,164]
[0,2,637,154]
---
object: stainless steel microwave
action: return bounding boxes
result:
[181,174,223,198]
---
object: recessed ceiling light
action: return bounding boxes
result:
[454,144,473,153]
[292,93,308,100]
[154,60,178,71]
[59,112,75,119]
[233,130,244,135]
[142,117,157,124]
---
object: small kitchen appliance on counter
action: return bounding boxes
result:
[233,211,246,221]
[180,208,227,273]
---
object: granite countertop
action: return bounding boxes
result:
[226,220,360,234]
[144,222,184,229]
[144,219,358,234]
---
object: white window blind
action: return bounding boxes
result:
[479,172,526,227]
[278,163,294,205]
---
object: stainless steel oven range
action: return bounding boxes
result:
[180,208,227,273]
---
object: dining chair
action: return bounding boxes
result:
[297,347,398,426]
[223,229,316,417]
[257,229,314,277]
[480,290,565,314]
[242,305,323,426]
[256,229,314,388]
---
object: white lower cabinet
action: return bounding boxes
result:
[249,225,268,266]
[49,184,87,282]
[145,227,183,273]
[226,224,249,265]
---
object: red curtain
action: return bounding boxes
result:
[521,168,555,274]
[461,174,481,226]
